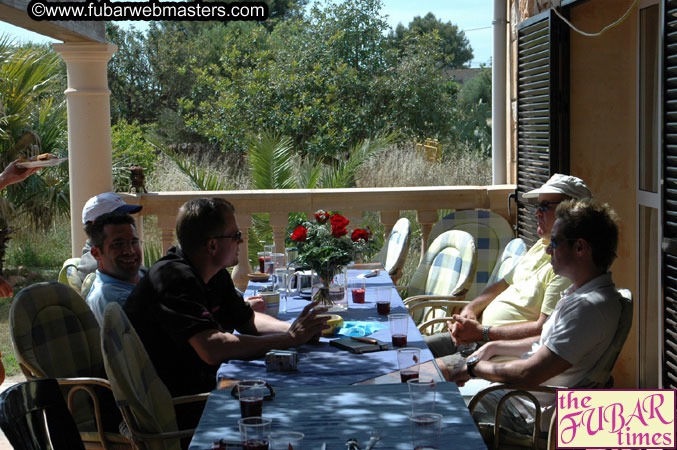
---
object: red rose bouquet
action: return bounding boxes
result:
[289,210,376,305]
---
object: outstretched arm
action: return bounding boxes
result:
[0,159,40,190]
[188,302,328,365]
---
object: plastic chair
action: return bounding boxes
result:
[10,281,131,449]
[427,210,515,301]
[402,230,477,333]
[0,378,86,450]
[468,288,633,450]
[101,302,208,450]
[373,217,411,283]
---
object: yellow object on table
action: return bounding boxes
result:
[319,314,343,336]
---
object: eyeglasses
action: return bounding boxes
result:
[109,239,142,251]
[210,231,243,241]
[537,201,562,212]
[548,236,576,250]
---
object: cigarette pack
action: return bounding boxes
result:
[265,350,298,372]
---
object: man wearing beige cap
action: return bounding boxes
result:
[427,174,593,375]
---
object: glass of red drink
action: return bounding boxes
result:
[239,416,272,450]
[237,379,266,418]
[388,313,409,347]
[397,347,421,383]
[350,279,366,304]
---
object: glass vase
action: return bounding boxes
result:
[311,266,348,311]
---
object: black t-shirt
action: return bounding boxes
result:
[124,247,253,396]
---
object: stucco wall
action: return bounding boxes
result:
[510,0,640,387]
[568,0,638,387]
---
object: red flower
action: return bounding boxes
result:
[314,210,329,224]
[330,214,349,237]
[291,225,308,242]
[351,228,370,242]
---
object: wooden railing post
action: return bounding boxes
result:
[417,210,439,261]
[232,213,253,291]
[157,215,175,255]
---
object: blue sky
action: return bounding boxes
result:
[0,0,493,67]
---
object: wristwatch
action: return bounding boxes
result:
[466,355,480,378]
[482,325,492,342]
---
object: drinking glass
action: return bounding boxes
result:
[239,416,272,450]
[388,313,408,347]
[397,347,421,383]
[237,379,266,418]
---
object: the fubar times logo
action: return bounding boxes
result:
[556,389,676,448]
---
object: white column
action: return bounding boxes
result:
[53,42,117,257]
[492,0,508,184]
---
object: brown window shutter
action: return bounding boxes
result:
[515,9,570,247]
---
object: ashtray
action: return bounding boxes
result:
[247,273,270,282]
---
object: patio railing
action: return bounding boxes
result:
[119,185,516,290]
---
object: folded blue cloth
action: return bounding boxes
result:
[337,321,388,337]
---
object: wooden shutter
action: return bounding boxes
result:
[515,9,570,247]
[663,0,677,390]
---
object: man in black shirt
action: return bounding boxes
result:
[124,198,328,396]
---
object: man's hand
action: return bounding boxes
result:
[437,356,471,386]
[450,314,483,346]
[0,276,13,298]
[0,159,40,190]
[287,301,329,346]
[468,341,496,362]
[245,296,266,313]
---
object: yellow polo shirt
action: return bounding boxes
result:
[481,239,571,326]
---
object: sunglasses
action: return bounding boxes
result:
[209,231,243,241]
[537,200,562,212]
[548,236,576,249]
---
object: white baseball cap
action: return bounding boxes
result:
[523,173,592,200]
[82,192,142,224]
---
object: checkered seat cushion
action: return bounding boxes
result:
[101,303,181,450]
[488,238,527,285]
[375,217,411,277]
[58,257,84,294]
[428,210,514,301]
[407,230,477,325]
[9,281,130,448]
[10,281,104,379]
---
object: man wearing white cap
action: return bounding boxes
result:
[428,174,593,374]
[76,192,143,282]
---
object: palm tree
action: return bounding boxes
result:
[0,36,69,273]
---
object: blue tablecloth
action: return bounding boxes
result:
[189,382,486,450]
[216,269,437,386]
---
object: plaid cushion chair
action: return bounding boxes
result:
[403,230,477,332]
[58,257,84,294]
[427,210,515,302]
[10,281,131,449]
[101,303,207,450]
[487,238,527,285]
[374,217,411,283]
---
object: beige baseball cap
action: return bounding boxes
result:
[523,173,592,200]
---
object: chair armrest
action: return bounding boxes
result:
[172,392,210,406]
[56,377,118,448]
[403,295,468,307]
[468,382,564,448]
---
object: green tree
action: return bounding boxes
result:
[453,67,492,155]
[184,0,458,158]
[388,12,473,69]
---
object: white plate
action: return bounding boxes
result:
[16,157,67,168]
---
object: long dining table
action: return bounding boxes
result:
[188,268,487,449]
